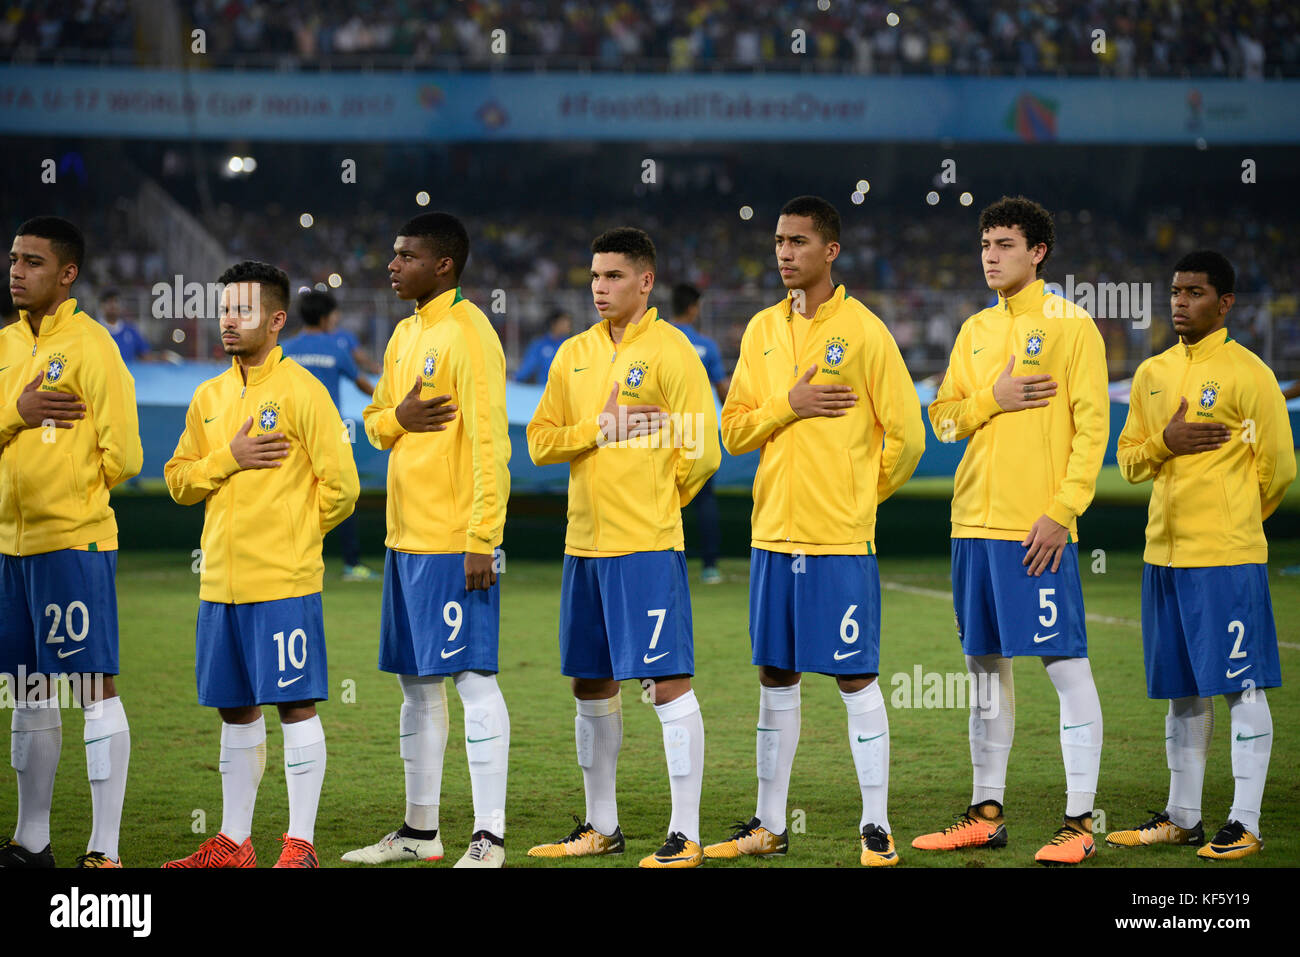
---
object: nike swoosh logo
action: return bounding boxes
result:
[398,732,417,738]
[1225,665,1252,679]
[1235,732,1270,741]
[286,760,314,768]
[1033,632,1059,643]
[832,649,860,660]
[85,735,114,745]
[573,366,588,372]
[1063,721,1093,731]
[1149,390,1162,395]
[643,651,670,664]
[56,647,86,658]
[973,347,984,354]
[277,674,304,688]
[440,645,467,659]
[204,416,217,423]
[763,348,775,355]
[857,732,885,743]
[467,735,500,744]
[0,366,9,373]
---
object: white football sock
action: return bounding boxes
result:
[1164,695,1212,829]
[1226,689,1272,838]
[575,693,622,835]
[455,671,510,838]
[398,674,448,832]
[1045,656,1103,818]
[83,695,130,860]
[654,689,704,845]
[967,653,1014,807]
[755,683,800,834]
[10,703,61,852]
[283,715,326,844]
[842,681,890,833]
[219,716,266,845]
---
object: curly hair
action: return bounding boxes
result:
[978,196,1055,273]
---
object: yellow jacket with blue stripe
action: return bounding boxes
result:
[928,279,1109,540]
[165,346,359,603]
[526,307,720,556]
[363,287,510,555]
[721,285,925,554]
[1118,328,1295,567]
[0,298,142,556]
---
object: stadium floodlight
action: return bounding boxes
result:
[241,156,257,173]
[739,205,754,220]
[926,191,940,205]
[886,11,900,26]
[959,192,973,206]
[856,179,870,193]
[416,191,431,206]
[299,213,314,228]
[851,191,865,205]
[226,156,244,173]
[314,282,327,291]
[171,328,185,343]
[328,273,342,288]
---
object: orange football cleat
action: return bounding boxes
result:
[273,834,319,868]
[912,801,1008,850]
[163,833,256,869]
[1035,818,1097,866]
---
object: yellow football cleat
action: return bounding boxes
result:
[1196,821,1262,860]
[703,817,788,859]
[860,824,900,867]
[639,832,703,868]
[1106,811,1203,848]
[912,801,1008,850]
[527,815,625,858]
[75,852,122,868]
[1035,817,1096,866]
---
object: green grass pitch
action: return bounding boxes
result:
[2,543,1296,869]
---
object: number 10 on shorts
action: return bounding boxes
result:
[272,628,307,672]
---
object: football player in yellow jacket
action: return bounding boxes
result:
[1109,250,1294,860]
[704,196,925,867]
[917,197,1109,865]
[1,217,142,868]
[347,213,513,869]
[526,227,720,868]
[163,261,359,869]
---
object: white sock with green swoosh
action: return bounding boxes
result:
[1227,689,1272,838]
[842,681,889,833]
[1045,656,1102,818]
[455,671,509,838]
[219,716,266,844]
[755,683,800,834]
[83,695,129,861]
[654,689,703,845]
[283,715,326,844]
[11,701,61,852]
[1165,695,1212,829]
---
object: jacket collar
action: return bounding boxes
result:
[604,307,658,346]
[1182,326,1230,362]
[17,297,80,339]
[783,284,847,323]
[999,278,1047,318]
[416,287,463,327]
[231,344,285,386]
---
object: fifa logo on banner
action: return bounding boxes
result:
[1043,275,1152,329]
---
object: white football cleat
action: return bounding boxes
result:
[453,832,505,868]
[340,830,443,864]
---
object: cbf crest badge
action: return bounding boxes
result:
[422,348,439,383]
[625,360,648,389]
[1199,380,1219,411]
[1025,329,1045,357]
[257,400,282,433]
[824,336,847,367]
[45,351,69,384]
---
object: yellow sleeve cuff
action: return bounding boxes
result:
[211,444,242,479]
[465,536,495,556]
[770,390,799,427]
[975,386,1002,421]
[1144,429,1173,464]
[0,399,25,434]
[1045,500,1075,529]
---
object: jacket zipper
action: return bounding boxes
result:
[13,340,43,554]
[1167,356,1194,565]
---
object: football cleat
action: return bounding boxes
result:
[341,564,376,582]
[272,834,319,868]
[1196,821,1262,860]
[163,833,256,868]
[639,831,703,869]
[1105,811,1204,848]
[1035,817,1096,866]
[454,831,505,868]
[527,815,625,858]
[701,567,723,585]
[0,838,55,868]
[703,817,788,859]
[341,828,443,864]
[860,824,900,867]
[76,852,122,868]
[912,801,1008,850]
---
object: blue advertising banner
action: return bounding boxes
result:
[1,66,1295,143]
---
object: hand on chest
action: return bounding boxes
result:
[972,321,1064,383]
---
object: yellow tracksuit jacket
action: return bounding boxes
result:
[363,287,510,555]
[929,279,1109,540]
[721,285,925,554]
[165,346,359,603]
[0,298,142,555]
[526,307,721,556]
[1118,328,1295,566]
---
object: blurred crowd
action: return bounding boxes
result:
[5,0,1298,76]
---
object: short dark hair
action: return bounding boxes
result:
[779,195,840,244]
[15,216,85,269]
[102,288,120,301]
[298,289,338,327]
[546,309,570,331]
[672,283,700,317]
[978,196,1055,272]
[217,260,290,314]
[591,227,656,272]
[1173,250,1235,297]
[399,212,470,281]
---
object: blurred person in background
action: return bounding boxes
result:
[514,309,573,384]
